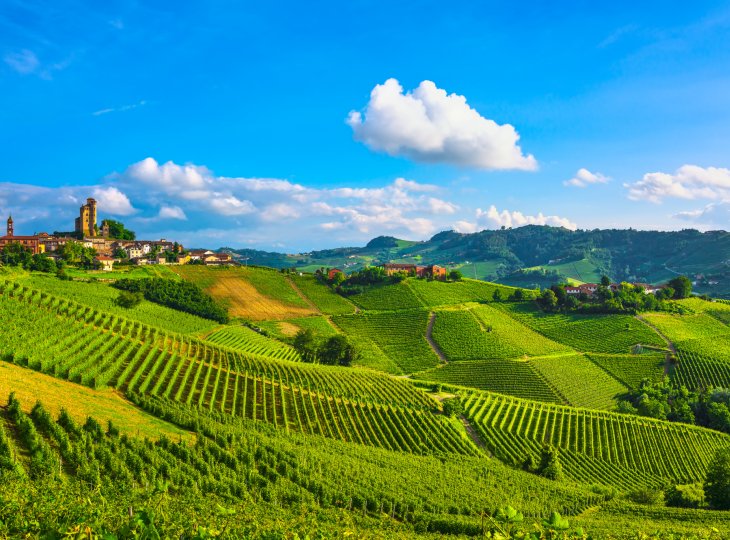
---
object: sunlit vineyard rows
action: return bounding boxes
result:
[463,391,730,488]
[529,354,627,410]
[673,348,730,389]
[333,310,439,373]
[642,312,730,342]
[348,282,423,311]
[418,359,562,403]
[203,325,301,361]
[289,274,356,315]
[585,353,665,389]
[406,278,520,307]
[498,303,666,353]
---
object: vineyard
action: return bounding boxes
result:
[418,359,562,403]
[673,348,730,389]
[288,274,356,315]
[498,303,667,353]
[430,307,569,361]
[333,310,439,374]
[585,353,666,388]
[203,325,301,361]
[642,312,730,342]
[529,354,628,410]
[462,391,730,489]
[347,282,424,311]
[406,278,521,307]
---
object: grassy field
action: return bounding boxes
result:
[171,266,316,320]
[407,278,520,307]
[0,361,192,441]
[256,315,339,341]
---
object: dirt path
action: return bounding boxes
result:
[460,415,489,453]
[426,312,448,363]
[635,314,677,375]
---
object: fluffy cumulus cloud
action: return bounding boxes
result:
[454,205,577,232]
[92,187,136,216]
[158,205,187,220]
[564,168,610,188]
[625,165,730,203]
[347,79,537,170]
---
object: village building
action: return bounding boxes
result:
[565,282,664,296]
[328,268,345,280]
[0,216,45,255]
[95,255,115,271]
[380,263,447,280]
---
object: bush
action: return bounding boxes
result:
[665,483,705,508]
[627,487,664,505]
[442,398,463,417]
[706,447,730,509]
[115,290,143,309]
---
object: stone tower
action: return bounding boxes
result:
[6,215,13,237]
[75,198,97,237]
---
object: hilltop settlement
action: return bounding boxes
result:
[0,197,232,270]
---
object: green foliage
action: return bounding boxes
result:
[448,269,462,281]
[706,447,730,510]
[539,445,564,481]
[669,275,693,299]
[206,325,300,361]
[627,487,665,506]
[58,241,98,268]
[0,242,33,267]
[102,219,136,240]
[115,290,144,309]
[114,277,228,323]
[441,397,463,417]
[665,483,705,509]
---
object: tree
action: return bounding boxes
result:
[293,329,318,363]
[705,447,730,509]
[668,276,692,299]
[0,242,32,267]
[448,269,462,281]
[115,290,143,309]
[539,289,558,310]
[442,398,463,417]
[28,254,57,273]
[492,289,503,302]
[538,444,563,481]
[102,219,136,240]
[600,275,611,287]
[318,335,357,366]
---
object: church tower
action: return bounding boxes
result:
[6,215,13,237]
[74,198,98,237]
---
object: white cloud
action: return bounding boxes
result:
[625,165,730,203]
[454,205,577,231]
[93,100,147,116]
[347,78,537,170]
[158,205,187,220]
[428,197,458,214]
[208,196,256,216]
[92,187,136,216]
[673,201,730,226]
[564,168,610,188]
[4,49,39,74]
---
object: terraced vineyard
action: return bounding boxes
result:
[333,310,439,374]
[463,391,730,489]
[642,312,730,342]
[289,274,356,315]
[673,348,730,389]
[406,278,521,307]
[431,307,569,361]
[0,282,481,456]
[498,303,666,353]
[418,359,562,403]
[203,325,301,361]
[256,315,339,341]
[529,354,627,410]
[347,282,423,311]
[586,353,665,388]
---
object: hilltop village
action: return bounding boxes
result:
[0,197,232,270]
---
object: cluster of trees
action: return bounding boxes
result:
[57,241,98,269]
[113,278,228,323]
[536,275,692,314]
[101,219,135,240]
[0,243,58,273]
[491,288,534,302]
[522,445,563,481]
[292,329,357,367]
[617,379,730,436]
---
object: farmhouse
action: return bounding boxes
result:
[0,216,45,255]
[565,282,664,296]
[95,255,115,271]
[328,268,345,280]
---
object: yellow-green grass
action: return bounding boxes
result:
[289,274,356,315]
[407,278,521,307]
[256,315,339,340]
[642,312,730,342]
[171,266,316,320]
[0,361,192,441]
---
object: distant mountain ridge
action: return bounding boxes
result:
[219,225,730,297]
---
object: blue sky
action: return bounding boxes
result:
[1,1,730,250]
